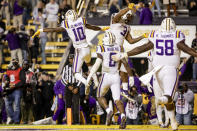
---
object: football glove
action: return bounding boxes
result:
[101,26,110,31]
[128,3,135,10]
[143,33,149,38]
[32,29,43,38]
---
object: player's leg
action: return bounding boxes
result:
[110,74,126,129]
[153,75,165,127]
[84,47,99,87]
[73,48,87,85]
[97,73,112,126]
[158,67,179,130]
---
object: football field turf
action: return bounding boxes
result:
[0,125,196,131]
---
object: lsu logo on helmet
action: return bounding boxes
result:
[65,9,78,21]
[102,31,116,46]
[160,18,176,32]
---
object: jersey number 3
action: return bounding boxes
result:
[156,39,174,56]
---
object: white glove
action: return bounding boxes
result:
[112,52,128,61]
[129,76,135,87]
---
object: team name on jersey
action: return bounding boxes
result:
[70,22,83,28]
[160,34,174,38]
[106,47,120,52]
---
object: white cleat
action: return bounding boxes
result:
[171,121,178,131]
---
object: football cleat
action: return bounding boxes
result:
[106,110,113,126]
[119,115,127,129]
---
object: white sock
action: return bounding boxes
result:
[122,83,128,90]
[156,105,163,123]
[121,113,125,119]
[75,73,87,85]
[92,74,99,87]
[106,107,111,114]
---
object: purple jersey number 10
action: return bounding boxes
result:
[156,39,174,56]
[109,52,116,67]
[72,26,86,42]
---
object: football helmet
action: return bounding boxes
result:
[160,18,176,32]
[121,10,134,24]
[65,9,78,21]
[103,31,116,46]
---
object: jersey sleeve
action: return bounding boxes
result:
[148,30,156,43]
[82,17,87,25]
[176,30,185,42]
[60,20,69,29]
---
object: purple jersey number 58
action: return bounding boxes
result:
[156,39,174,56]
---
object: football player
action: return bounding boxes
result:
[32,9,108,86]
[112,18,197,130]
[86,31,133,129]
[109,3,148,93]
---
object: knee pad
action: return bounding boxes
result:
[164,95,175,111]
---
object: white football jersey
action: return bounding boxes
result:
[61,17,88,48]
[148,30,185,68]
[109,23,130,47]
[96,44,121,73]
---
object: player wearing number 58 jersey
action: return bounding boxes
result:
[112,18,197,130]
[32,10,108,85]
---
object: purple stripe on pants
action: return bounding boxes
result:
[98,74,105,97]
[171,69,178,98]
[74,50,79,73]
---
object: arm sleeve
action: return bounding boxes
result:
[88,58,102,78]
[15,69,26,88]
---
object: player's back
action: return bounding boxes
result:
[109,23,130,46]
[149,30,185,68]
[97,44,121,73]
[61,17,87,48]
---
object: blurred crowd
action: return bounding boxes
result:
[0,55,195,125]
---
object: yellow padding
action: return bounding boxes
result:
[194,93,197,115]
[46,42,68,46]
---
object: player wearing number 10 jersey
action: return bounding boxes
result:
[112,18,197,130]
[32,10,108,85]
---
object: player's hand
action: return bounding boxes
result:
[112,52,128,61]
[143,33,149,38]
[129,76,134,87]
[32,29,43,38]
[128,3,135,10]
[101,26,110,31]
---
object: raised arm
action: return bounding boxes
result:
[127,41,154,56]
[112,41,154,61]
[125,32,147,44]
[32,27,65,38]
[177,40,197,57]
[85,24,102,31]
[86,54,103,84]
[112,8,130,23]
